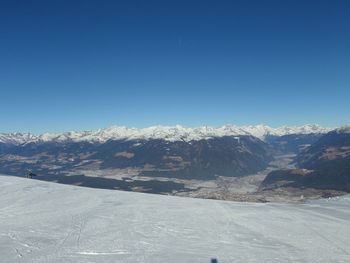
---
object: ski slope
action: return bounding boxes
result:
[0,175,349,263]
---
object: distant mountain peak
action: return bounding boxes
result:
[335,125,350,134]
[0,124,335,145]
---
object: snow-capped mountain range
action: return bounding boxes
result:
[0,124,335,145]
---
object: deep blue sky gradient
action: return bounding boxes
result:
[1,0,349,133]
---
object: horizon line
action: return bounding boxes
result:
[1,123,345,136]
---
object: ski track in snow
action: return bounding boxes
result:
[0,175,350,263]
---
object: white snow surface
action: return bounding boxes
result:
[335,125,350,134]
[0,124,334,144]
[1,175,349,263]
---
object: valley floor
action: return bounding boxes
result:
[175,153,297,202]
[1,175,350,263]
[2,153,346,203]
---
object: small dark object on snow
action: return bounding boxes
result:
[27,172,37,179]
[211,259,218,263]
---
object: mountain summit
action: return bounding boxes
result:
[0,124,333,145]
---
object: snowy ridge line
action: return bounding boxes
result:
[0,124,335,144]
[0,124,334,144]
[334,124,350,134]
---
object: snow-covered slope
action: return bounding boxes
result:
[0,124,333,144]
[0,132,37,145]
[241,124,333,139]
[1,175,349,263]
[335,124,350,134]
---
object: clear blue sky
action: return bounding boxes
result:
[1,0,349,134]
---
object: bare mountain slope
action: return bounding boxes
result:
[263,126,350,192]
